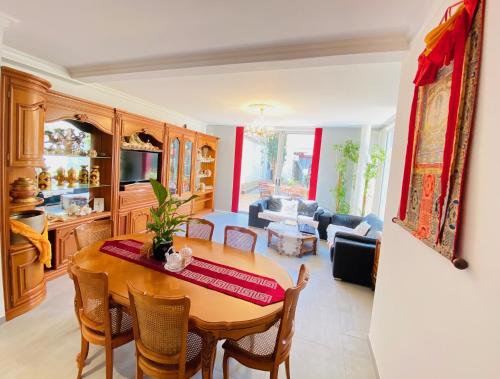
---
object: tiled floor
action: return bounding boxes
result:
[0,211,377,379]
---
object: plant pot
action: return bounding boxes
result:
[153,239,173,261]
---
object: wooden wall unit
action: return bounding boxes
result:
[0,67,218,320]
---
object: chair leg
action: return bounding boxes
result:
[105,344,113,379]
[222,352,230,379]
[135,356,143,379]
[270,367,279,379]
[285,357,291,379]
[76,335,89,379]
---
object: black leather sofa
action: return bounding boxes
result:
[248,197,325,229]
[319,212,383,287]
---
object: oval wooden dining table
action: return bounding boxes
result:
[73,233,294,379]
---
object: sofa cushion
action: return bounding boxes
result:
[326,224,357,248]
[297,199,318,217]
[354,221,371,236]
[267,196,282,212]
[258,210,318,228]
[281,199,298,216]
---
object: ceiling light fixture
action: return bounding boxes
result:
[245,104,275,138]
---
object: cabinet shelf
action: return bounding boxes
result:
[40,184,111,195]
[44,154,111,159]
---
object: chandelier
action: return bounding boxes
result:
[245,104,275,138]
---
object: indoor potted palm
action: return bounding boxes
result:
[147,179,196,261]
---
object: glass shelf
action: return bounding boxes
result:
[44,154,111,159]
[41,184,111,195]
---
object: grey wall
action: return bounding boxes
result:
[316,127,361,211]
[207,125,236,212]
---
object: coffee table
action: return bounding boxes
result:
[267,222,318,257]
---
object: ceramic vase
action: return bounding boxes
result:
[90,165,100,186]
[67,168,78,188]
[10,178,38,203]
[79,165,89,184]
[38,167,51,190]
[55,167,66,187]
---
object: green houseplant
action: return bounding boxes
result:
[361,146,385,216]
[331,140,359,214]
[147,179,197,261]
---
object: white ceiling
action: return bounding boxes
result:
[104,62,401,127]
[0,0,433,127]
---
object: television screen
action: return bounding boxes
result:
[120,150,160,184]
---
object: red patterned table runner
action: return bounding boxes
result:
[99,239,285,306]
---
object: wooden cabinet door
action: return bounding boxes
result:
[55,226,79,267]
[181,134,196,195]
[4,69,50,167]
[117,212,130,236]
[130,207,151,234]
[9,244,46,308]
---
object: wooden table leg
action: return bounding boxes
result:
[201,331,218,379]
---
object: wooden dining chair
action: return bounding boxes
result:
[75,219,112,250]
[186,217,215,241]
[67,256,81,326]
[127,284,203,379]
[224,226,258,253]
[71,265,134,379]
[222,264,310,379]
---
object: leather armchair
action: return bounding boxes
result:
[332,232,376,287]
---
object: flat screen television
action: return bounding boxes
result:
[120,150,160,184]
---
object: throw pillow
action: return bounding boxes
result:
[281,199,298,216]
[297,199,318,217]
[354,221,371,236]
[267,196,282,212]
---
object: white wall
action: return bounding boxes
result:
[369,1,500,378]
[316,127,361,211]
[207,125,237,212]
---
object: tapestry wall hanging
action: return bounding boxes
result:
[394,0,485,269]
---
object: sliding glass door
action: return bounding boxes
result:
[238,130,315,212]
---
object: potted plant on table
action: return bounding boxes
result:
[147,179,196,261]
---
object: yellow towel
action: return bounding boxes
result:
[10,218,52,268]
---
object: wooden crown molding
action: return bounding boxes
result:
[68,34,409,81]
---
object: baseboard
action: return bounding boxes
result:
[368,336,381,379]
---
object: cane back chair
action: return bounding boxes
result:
[224,226,257,253]
[222,264,310,379]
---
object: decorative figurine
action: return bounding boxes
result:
[67,168,78,188]
[38,167,51,190]
[55,167,66,187]
[88,149,98,158]
[10,178,38,203]
[90,165,100,186]
[78,165,89,184]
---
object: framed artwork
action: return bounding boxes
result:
[395,0,485,269]
[93,198,105,213]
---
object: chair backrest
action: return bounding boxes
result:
[274,264,309,361]
[224,226,257,253]
[75,219,112,250]
[71,264,110,333]
[67,256,82,325]
[186,218,215,241]
[128,284,191,377]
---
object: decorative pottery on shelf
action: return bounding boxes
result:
[10,178,38,204]
[90,165,100,186]
[79,165,89,184]
[10,210,46,245]
[38,167,51,190]
[55,167,66,186]
[121,130,161,151]
[67,168,78,188]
